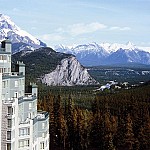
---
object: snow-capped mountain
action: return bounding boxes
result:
[55,43,109,66]
[41,56,98,86]
[55,42,150,66]
[0,14,46,53]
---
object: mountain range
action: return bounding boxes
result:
[1,13,150,86]
[55,42,150,66]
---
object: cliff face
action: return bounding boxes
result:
[41,56,99,86]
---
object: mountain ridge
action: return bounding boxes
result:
[55,42,150,66]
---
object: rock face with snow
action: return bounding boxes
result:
[0,14,46,53]
[41,56,98,86]
[55,42,150,66]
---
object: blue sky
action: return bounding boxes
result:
[0,0,150,47]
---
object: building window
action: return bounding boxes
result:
[2,81,6,88]
[28,112,31,119]
[19,128,30,136]
[7,131,11,140]
[40,142,44,149]
[8,68,10,72]
[7,119,12,128]
[4,68,7,73]
[0,55,6,60]
[29,103,32,110]
[8,106,12,115]
[19,140,24,148]
[14,92,18,98]
[7,143,11,150]
[24,139,29,147]
[15,80,18,87]
[0,68,3,73]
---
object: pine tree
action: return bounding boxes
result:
[49,95,56,149]
[103,112,115,150]
[124,114,135,150]
[66,95,76,150]
[138,110,150,150]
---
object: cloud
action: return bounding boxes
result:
[55,22,107,36]
[39,33,65,42]
[68,22,107,36]
[109,26,131,31]
[55,22,131,37]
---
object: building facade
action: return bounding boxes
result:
[0,40,49,150]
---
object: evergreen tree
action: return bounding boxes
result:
[124,114,135,150]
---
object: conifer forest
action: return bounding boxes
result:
[38,83,150,150]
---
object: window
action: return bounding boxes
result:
[24,139,29,147]
[0,68,3,73]
[19,128,30,136]
[8,107,12,115]
[15,80,18,87]
[7,143,11,150]
[29,103,32,110]
[19,140,24,148]
[2,81,6,88]
[8,68,10,72]
[7,131,11,140]
[28,112,31,119]
[42,123,45,129]
[14,92,18,98]
[40,142,44,149]
[4,68,7,73]
[7,119,12,128]
[0,55,2,60]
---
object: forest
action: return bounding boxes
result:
[38,83,150,150]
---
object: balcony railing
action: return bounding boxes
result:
[2,72,23,77]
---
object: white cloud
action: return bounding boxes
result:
[109,26,131,31]
[54,22,107,36]
[55,22,131,37]
[68,22,107,36]
[41,34,65,41]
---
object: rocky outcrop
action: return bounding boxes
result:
[41,56,99,86]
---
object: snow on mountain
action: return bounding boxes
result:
[55,43,109,66]
[41,56,99,86]
[100,41,136,52]
[55,42,150,66]
[0,14,46,53]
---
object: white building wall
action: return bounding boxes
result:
[0,40,49,150]
[0,73,2,150]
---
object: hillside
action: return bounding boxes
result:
[12,47,98,86]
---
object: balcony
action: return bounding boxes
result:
[4,98,15,104]
[3,72,23,76]
[33,111,49,124]
[18,95,37,104]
